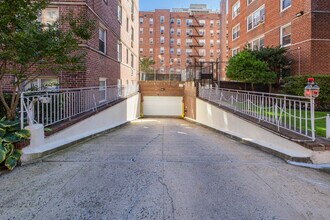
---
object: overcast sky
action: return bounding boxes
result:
[139,0,220,11]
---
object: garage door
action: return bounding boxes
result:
[143,96,183,116]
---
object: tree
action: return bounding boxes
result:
[226,49,276,90]
[0,0,94,120]
[251,46,290,83]
[140,57,155,74]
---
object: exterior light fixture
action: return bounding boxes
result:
[304,78,320,98]
[296,11,304,17]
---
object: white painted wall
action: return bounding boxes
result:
[22,93,141,161]
[195,98,313,159]
[143,96,182,116]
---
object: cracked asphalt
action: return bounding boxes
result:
[1,118,330,220]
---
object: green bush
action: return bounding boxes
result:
[282,75,330,110]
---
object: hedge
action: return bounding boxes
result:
[282,75,330,110]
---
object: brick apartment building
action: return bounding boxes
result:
[139,4,220,80]
[1,0,139,91]
[220,0,330,80]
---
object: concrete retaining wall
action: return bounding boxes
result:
[22,93,141,162]
[194,98,313,160]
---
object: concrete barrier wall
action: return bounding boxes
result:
[22,93,141,162]
[195,98,312,158]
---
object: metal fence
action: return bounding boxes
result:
[199,85,317,140]
[20,84,139,128]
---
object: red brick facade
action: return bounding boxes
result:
[221,0,330,78]
[139,8,220,77]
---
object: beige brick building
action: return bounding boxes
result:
[139,4,220,80]
[220,0,330,79]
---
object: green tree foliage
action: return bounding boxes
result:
[226,49,276,89]
[251,46,291,83]
[0,0,95,120]
[140,57,155,74]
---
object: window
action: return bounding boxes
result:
[210,20,214,27]
[199,20,205,26]
[177,48,181,55]
[40,8,59,25]
[199,29,205,36]
[170,38,174,45]
[160,16,165,24]
[177,19,181,26]
[177,58,181,64]
[210,49,214,57]
[210,39,214,46]
[99,27,106,53]
[99,78,107,103]
[210,30,214,36]
[176,69,181,74]
[118,6,122,23]
[186,39,192,46]
[248,36,265,50]
[186,49,192,55]
[186,29,193,36]
[149,38,153,44]
[149,18,153,24]
[149,48,153,54]
[232,1,240,19]
[170,58,174,64]
[217,40,220,45]
[117,42,122,61]
[139,28,143,34]
[139,38,143,44]
[149,28,153,34]
[170,18,174,24]
[126,49,129,64]
[131,27,134,42]
[126,17,129,32]
[186,58,192,64]
[281,23,291,46]
[247,5,265,31]
[170,48,174,54]
[186,19,193,26]
[232,47,240,56]
[199,49,206,56]
[281,0,291,11]
[247,0,255,5]
[160,26,164,34]
[177,39,181,46]
[160,47,164,55]
[139,17,144,24]
[23,77,59,91]
[177,29,181,36]
[170,28,174,35]
[170,68,174,73]
[160,57,164,64]
[131,54,134,67]
[160,36,165,44]
[160,68,164,73]
[199,39,205,46]
[232,24,240,40]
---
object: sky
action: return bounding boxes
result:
[139,0,220,11]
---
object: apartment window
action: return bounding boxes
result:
[149,18,153,24]
[139,28,143,34]
[199,29,205,36]
[118,6,122,23]
[177,19,181,26]
[170,38,174,45]
[186,29,193,36]
[23,77,59,91]
[247,5,265,31]
[160,68,164,73]
[186,49,192,55]
[177,29,181,36]
[99,78,107,103]
[210,20,214,27]
[232,24,240,40]
[160,36,165,44]
[281,0,291,11]
[139,17,143,24]
[170,68,174,73]
[186,19,193,26]
[186,58,192,64]
[149,38,153,44]
[247,0,255,5]
[160,47,164,55]
[210,49,214,57]
[139,38,143,44]
[131,54,134,67]
[176,69,181,74]
[160,26,165,34]
[248,36,265,50]
[232,47,240,56]
[117,42,122,61]
[199,49,206,56]
[186,39,192,46]
[126,17,129,32]
[217,49,220,55]
[170,18,174,24]
[210,30,214,36]
[210,39,214,46]
[217,40,220,45]
[160,57,164,64]
[170,28,174,35]
[99,27,106,53]
[40,8,59,25]
[160,16,165,24]
[149,48,153,54]
[216,20,220,26]
[232,1,240,19]
[199,39,205,46]
[126,48,129,64]
[131,27,134,41]
[149,28,153,34]
[217,30,220,35]
[177,39,181,46]
[177,58,181,64]
[281,23,291,46]
[177,48,181,55]
[170,58,174,64]
[199,20,205,26]
[170,48,174,54]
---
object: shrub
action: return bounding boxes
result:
[282,75,330,110]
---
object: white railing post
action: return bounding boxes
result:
[310,97,315,141]
[326,114,330,139]
[20,93,24,129]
